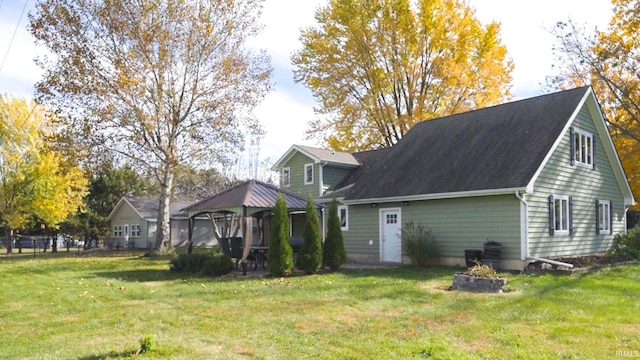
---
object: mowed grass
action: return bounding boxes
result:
[1,251,639,359]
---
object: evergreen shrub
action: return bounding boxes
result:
[297,194,323,274]
[170,249,233,276]
[268,194,294,276]
[323,198,347,271]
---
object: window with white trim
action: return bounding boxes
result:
[281,167,290,188]
[338,205,348,231]
[304,163,314,185]
[572,128,594,167]
[130,224,141,238]
[113,225,123,237]
[549,194,572,235]
[596,200,612,235]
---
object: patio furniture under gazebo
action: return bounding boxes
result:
[182,180,321,275]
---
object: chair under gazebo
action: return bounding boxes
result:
[182,180,322,275]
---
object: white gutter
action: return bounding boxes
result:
[515,190,574,269]
[344,187,527,205]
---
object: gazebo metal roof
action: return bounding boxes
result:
[182,179,318,217]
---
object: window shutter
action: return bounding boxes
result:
[595,199,600,235]
[609,201,613,234]
[570,127,575,166]
[569,196,574,234]
[592,138,597,170]
[548,195,555,235]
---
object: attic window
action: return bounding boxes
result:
[281,167,290,188]
[304,163,313,185]
[571,127,594,168]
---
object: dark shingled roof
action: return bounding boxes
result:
[342,86,590,200]
[183,180,316,214]
[124,196,192,219]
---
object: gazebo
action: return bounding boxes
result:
[182,180,322,274]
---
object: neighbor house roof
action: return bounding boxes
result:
[323,86,633,205]
[182,179,321,217]
[107,196,193,221]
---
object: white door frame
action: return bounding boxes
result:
[379,207,402,263]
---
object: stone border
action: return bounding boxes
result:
[450,273,507,293]
[525,260,638,275]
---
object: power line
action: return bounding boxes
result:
[0,0,29,73]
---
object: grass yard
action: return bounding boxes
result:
[0,251,639,359]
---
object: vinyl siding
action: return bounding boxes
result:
[111,204,217,248]
[322,166,352,195]
[110,203,149,247]
[344,195,521,259]
[280,152,319,197]
[528,105,627,258]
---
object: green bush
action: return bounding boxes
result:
[323,198,347,271]
[139,335,158,354]
[611,226,640,260]
[268,194,294,276]
[297,194,323,274]
[170,249,233,276]
[401,221,437,267]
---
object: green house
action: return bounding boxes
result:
[271,86,636,270]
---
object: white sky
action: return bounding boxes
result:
[0,0,613,166]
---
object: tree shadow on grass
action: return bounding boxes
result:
[75,349,138,360]
[93,268,192,282]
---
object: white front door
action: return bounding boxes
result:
[380,208,401,263]
[124,224,129,246]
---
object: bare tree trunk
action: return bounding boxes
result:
[155,166,174,254]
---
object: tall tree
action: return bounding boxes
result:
[0,95,87,254]
[292,0,513,151]
[172,165,231,201]
[29,0,272,253]
[548,0,640,206]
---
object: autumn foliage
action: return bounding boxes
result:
[293,0,513,151]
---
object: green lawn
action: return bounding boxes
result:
[0,251,638,359]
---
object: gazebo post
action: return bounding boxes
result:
[187,215,195,254]
[241,206,252,276]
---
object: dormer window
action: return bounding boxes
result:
[281,167,290,188]
[304,163,313,185]
[571,127,594,168]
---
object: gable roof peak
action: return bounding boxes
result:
[270,144,360,170]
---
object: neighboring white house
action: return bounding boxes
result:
[107,196,216,249]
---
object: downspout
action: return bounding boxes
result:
[514,191,573,269]
[319,161,326,198]
[319,162,327,243]
[624,206,629,235]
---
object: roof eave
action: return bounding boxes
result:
[342,187,527,205]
